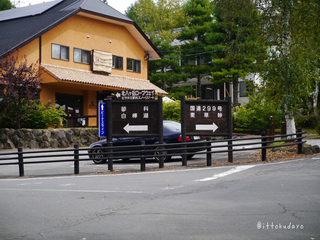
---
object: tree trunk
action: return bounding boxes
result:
[285,112,296,139]
[197,74,201,98]
[233,78,239,107]
[313,80,319,118]
[282,5,296,139]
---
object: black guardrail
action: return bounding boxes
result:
[0,128,306,177]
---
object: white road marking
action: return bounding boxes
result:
[162,185,185,190]
[195,165,256,182]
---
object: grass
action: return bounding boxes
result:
[304,128,320,139]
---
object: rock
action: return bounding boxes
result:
[29,140,39,149]
[40,141,51,148]
[58,137,70,148]
[66,130,74,142]
[50,139,59,148]
[302,147,313,155]
[89,135,98,144]
[72,128,80,136]
[0,127,97,149]
[36,136,43,142]
[3,137,15,149]
[17,139,27,148]
[33,129,42,136]
[1,134,9,143]
[80,128,86,135]
[16,129,24,138]
[5,128,15,136]
[53,130,66,140]
[80,133,88,144]
[23,132,35,142]
[11,135,27,148]
[73,139,81,147]
[311,145,320,153]
[42,130,52,141]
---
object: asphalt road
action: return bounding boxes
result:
[0,155,319,240]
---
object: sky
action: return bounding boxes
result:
[15,0,136,14]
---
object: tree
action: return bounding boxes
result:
[0,52,42,129]
[207,0,263,106]
[177,0,215,98]
[126,0,190,90]
[126,0,187,41]
[149,40,189,91]
[213,0,320,136]
[0,0,14,11]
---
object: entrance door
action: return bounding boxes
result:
[56,93,83,127]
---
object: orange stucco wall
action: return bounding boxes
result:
[14,13,150,127]
[41,14,148,79]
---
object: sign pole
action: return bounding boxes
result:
[106,99,113,171]
[158,96,164,168]
[227,97,233,163]
[180,96,187,166]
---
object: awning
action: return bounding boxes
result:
[41,63,167,95]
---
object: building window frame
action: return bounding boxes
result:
[127,58,141,73]
[239,81,253,97]
[73,48,91,65]
[112,55,123,70]
[51,43,69,61]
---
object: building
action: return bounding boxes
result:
[0,0,167,127]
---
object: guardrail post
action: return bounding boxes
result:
[297,127,302,154]
[261,132,267,161]
[18,147,24,177]
[140,141,146,171]
[206,137,212,166]
[74,144,79,174]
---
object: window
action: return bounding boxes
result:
[240,81,253,97]
[112,55,123,70]
[180,57,196,67]
[127,58,141,73]
[52,44,69,61]
[74,48,91,64]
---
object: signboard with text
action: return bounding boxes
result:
[112,100,159,136]
[98,102,106,137]
[184,99,231,136]
[114,90,155,100]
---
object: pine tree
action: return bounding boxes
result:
[177,0,215,98]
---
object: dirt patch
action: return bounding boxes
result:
[252,145,319,162]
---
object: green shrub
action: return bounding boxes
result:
[233,93,283,129]
[163,100,181,122]
[316,121,320,135]
[22,102,66,129]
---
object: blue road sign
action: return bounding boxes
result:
[99,102,106,137]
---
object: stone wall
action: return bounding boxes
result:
[0,128,104,150]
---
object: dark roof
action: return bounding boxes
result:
[0,0,161,59]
